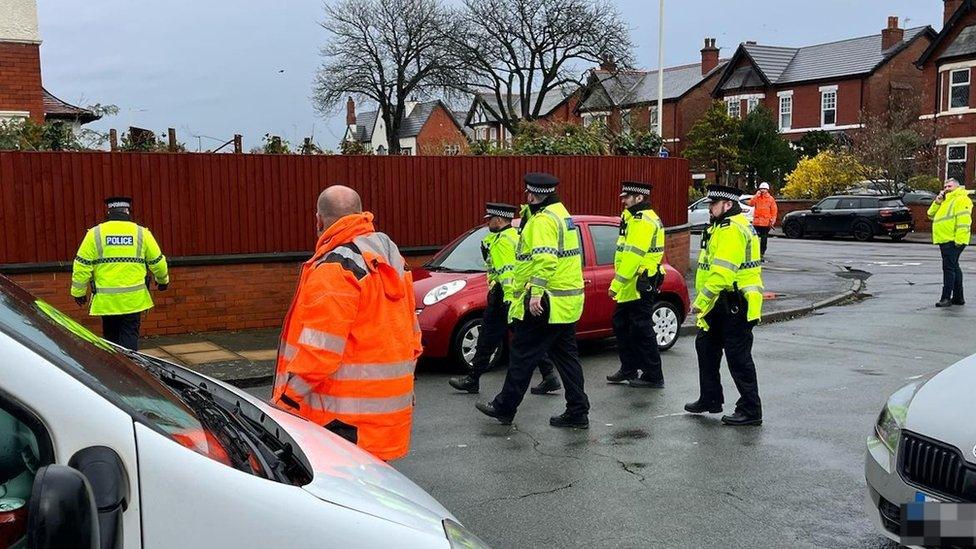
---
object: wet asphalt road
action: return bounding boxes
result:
[249,238,976,549]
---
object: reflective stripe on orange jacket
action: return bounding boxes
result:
[749,192,778,228]
[271,212,422,461]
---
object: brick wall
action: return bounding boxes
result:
[538,95,582,125]
[774,199,816,225]
[0,42,43,121]
[665,228,690,274]
[417,105,470,155]
[863,34,931,117]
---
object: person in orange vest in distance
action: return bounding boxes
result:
[271,185,422,461]
[748,182,778,261]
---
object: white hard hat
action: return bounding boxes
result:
[758,182,770,190]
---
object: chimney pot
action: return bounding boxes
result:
[745,40,757,45]
[346,96,356,126]
[700,37,720,76]
[881,15,904,50]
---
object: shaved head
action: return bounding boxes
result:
[315,185,363,236]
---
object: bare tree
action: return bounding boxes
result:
[451,0,633,133]
[313,0,461,155]
[850,101,937,196]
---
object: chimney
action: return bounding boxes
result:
[599,55,618,72]
[881,16,904,51]
[744,40,757,45]
[346,96,356,126]
[701,38,719,75]
[945,0,964,25]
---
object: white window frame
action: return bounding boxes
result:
[820,85,838,128]
[778,92,793,130]
[726,98,740,119]
[946,144,968,183]
[950,69,971,110]
[746,97,760,114]
[648,105,659,130]
[582,111,609,127]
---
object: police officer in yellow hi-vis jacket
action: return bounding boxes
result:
[71,197,169,350]
[476,173,590,429]
[685,185,763,426]
[606,181,667,389]
[928,178,973,308]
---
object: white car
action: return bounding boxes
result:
[688,194,755,230]
[0,276,488,548]
[864,354,976,545]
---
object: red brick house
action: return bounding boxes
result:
[0,0,98,127]
[342,98,469,155]
[713,17,935,143]
[917,0,976,184]
[575,39,728,159]
[462,86,581,146]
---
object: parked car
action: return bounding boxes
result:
[864,353,976,545]
[0,276,485,548]
[901,190,936,205]
[413,215,690,369]
[688,195,755,230]
[781,195,913,242]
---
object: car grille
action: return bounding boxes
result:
[899,432,976,502]
[877,496,901,534]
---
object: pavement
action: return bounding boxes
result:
[243,238,971,548]
[140,236,859,386]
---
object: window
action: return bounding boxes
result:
[583,113,608,127]
[950,69,970,109]
[821,89,837,126]
[649,105,659,128]
[836,198,859,209]
[589,224,619,265]
[426,226,490,272]
[779,95,792,130]
[621,110,632,135]
[443,143,460,156]
[746,97,760,114]
[946,144,967,184]
[858,198,881,209]
[400,147,413,156]
[0,398,53,545]
[816,198,840,210]
[726,98,741,119]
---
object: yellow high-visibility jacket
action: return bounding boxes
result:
[694,213,763,330]
[611,204,665,303]
[928,187,973,245]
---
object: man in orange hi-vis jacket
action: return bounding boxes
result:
[272,185,422,461]
[748,182,778,260]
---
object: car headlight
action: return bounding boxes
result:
[443,519,491,549]
[875,381,920,453]
[423,280,466,306]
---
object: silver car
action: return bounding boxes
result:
[864,354,976,544]
[688,195,755,230]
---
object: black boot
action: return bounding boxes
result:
[936,299,953,308]
[952,298,966,305]
[449,375,479,394]
[606,369,637,383]
[684,399,723,414]
[629,377,664,389]
[549,411,589,429]
[475,402,514,425]
[721,410,762,426]
[530,374,561,395]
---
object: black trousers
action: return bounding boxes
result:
[470,288,554,378]
[102,312,142,350]
[611,294,663,382]
[939,243,965,301]
[695,295,762,418]
[755,226,770,258]
[492,305,590,418]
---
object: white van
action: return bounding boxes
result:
[0,276,487,548]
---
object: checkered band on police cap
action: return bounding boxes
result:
[524,172,559,194]
[705,184,742,201]
[619,180,652,196]
[104,196,133,209]
[484,202,517,219]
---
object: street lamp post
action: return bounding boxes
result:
[657,0,665,141]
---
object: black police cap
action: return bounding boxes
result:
[620,181,652,197]
[524,172,559,195]
[484,202,517,219]
[705,184,742,202]
[104,196,133,210]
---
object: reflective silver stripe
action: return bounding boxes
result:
[95,283,147,294]
[541,210,565,252]
[956,224,970,230]
[298,327,346,355]
[136,226,144,258]
[711,258,739,272]
[354,232,406,275]
[700,287,717,299]
[310,392,414,415]
[740,285,764,293]
[71,281,88,290]
[93,225,104,258]
[548,287,584,297]
[613,274,629,284]
[412,316,421,333]
[332,359,415,381]
[530,276,549,288]
[621,245,647,256]
[324,245,369,274]
[280,342,298,361]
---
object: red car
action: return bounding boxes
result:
[412,215,690,368]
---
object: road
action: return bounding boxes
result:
[249,238,974,549]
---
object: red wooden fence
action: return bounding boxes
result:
[0,152,689,265]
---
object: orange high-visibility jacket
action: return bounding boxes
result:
[749,192,778,228]
[271,212,422,461]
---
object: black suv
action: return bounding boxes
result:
[782,195,914,242]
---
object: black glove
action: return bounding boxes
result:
[157,282,168,291]
[74,295,88,307]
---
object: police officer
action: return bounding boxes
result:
[476,173,590,429]
[685,185,764,426]
[448,203,561,395]
[71,197,169,350]
[606,181,666,388]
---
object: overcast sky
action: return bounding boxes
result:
[37,1,943,151]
